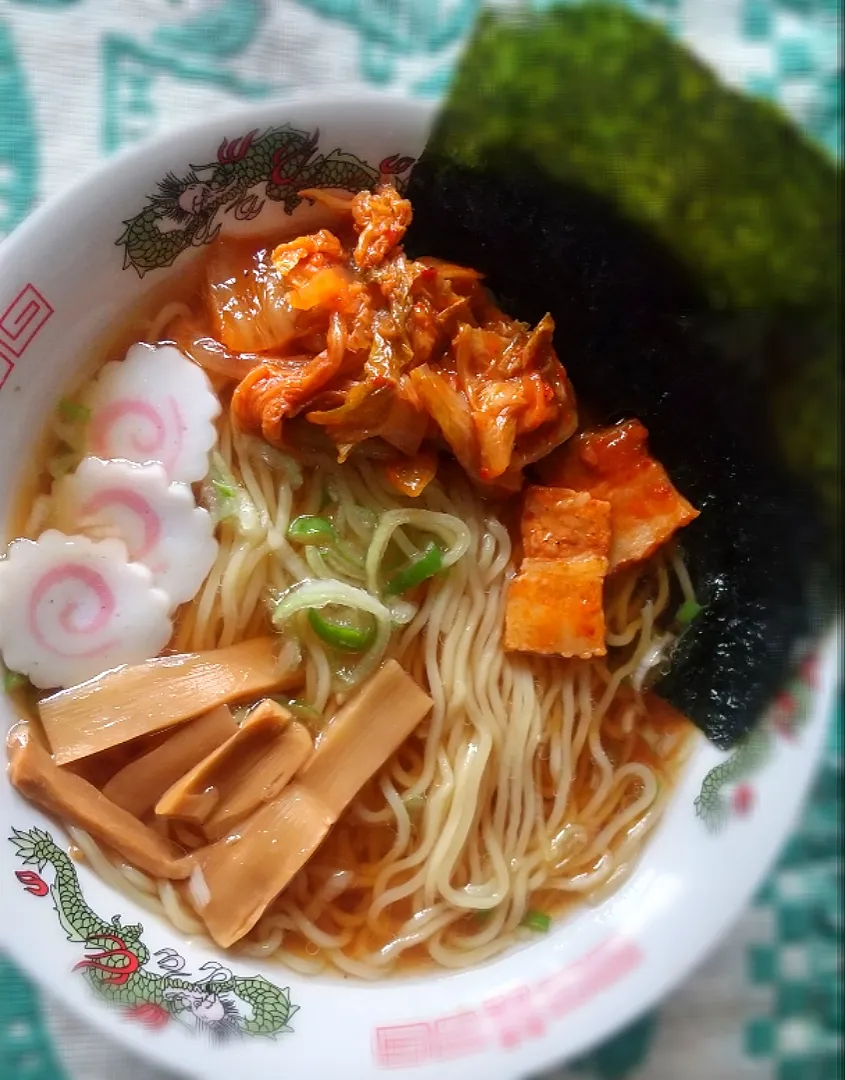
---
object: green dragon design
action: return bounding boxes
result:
[694,660,816,832]
[9,826,298,1041]
[694,726,774,833]
[117,123,414,276]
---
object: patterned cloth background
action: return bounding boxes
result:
[0,2,841,1079]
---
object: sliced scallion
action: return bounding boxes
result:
[387,597,418,626]
[2,669,27,693]
[288,515,337,547]
[307,608,377,653]
[366,508,471,597]
[520,910,551,934]
[211,478,237,500]
[271,579,392,688]
[384,541,443,596]
[273,697,323,726]
[202,453,260,535]
[676,599,703,626]
[57,398,91,424]
[402,794,426,817]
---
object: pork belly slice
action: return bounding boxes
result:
[506,486,611,659]
[521,485,612,561]
[505,555,609,659]
[537,419,699,571]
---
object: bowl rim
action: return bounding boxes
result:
[0,88,432,264]
[0,94,839,1080]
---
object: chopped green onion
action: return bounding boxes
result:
[402,793,426,817]
[272,579,392,688]
[520,910,551,934]
[273,697,323,726]
[3,669,28,693]
[474,909,495,924]
[211,478,237,500]
[676,599,703,626]
[288,515,337,547]
[307,608,377,653]
[57,398,91,423]
[366,508,471,596]
[384,541,444,596]
[48,451,79,481]
[202,453,260,535]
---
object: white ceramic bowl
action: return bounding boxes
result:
[0,95,838,1080]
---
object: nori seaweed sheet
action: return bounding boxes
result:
[404,4,839,749]
[424,4,840,314]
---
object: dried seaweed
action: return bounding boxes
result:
[406,3,839,747]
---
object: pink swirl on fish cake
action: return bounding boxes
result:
[81,488,163,562]
[28,564,117,659]
[89,396,184,476]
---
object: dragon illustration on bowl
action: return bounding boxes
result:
[10,826,299,1042]
[116,122,414,277]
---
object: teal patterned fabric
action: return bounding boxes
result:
[0,955,65,1079]
[0,2,840,1079]
[0,17,37,236]
[0,0,840,244]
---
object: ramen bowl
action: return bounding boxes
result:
[0,96,837,1080]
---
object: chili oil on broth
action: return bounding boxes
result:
[6,232,695,980]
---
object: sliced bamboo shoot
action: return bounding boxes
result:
[173,792,218,822]
[7,726,190,879]
[195,660,432,947]
[197,786,334,947]
[156,700,313,841]
[298,659,433,818]
[101,706,237,818]
[38,638,302,766]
